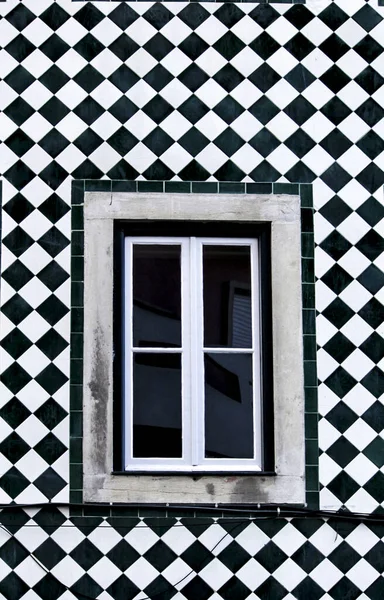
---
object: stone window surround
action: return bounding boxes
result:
[82,190,306,504]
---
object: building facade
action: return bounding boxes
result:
[0,0,384,598]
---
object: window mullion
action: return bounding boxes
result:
[124,238,133,469]
[189,237,203,466]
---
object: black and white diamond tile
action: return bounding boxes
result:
[0,511,383,600]
[0,0,384,591]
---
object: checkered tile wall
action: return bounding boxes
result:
[0,0,384,598]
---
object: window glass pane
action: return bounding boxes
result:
[204,353,253,459]
[133,245,181,348]
[132,353,182,458]
[203,245,252,348]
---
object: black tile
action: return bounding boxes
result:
[36,329,67,360]
[291,541,323,573]
[365,576,384,600]
[0,538,29,569]
[326,402,358,434]
[143,127,174,156]
[354,35,383,63]
[249,97,279,125]
[2,226,34,258]
[214,96,244,125]
[1,328,32,360]
[0,573,29,600]
[74,33,104,62]
[38,227,70,257]
[0,466,30,498]
[213,128,244,156]
[34,467,67,499]
[321,65,351,94]
[361,401,384,434]
[328,541,360,573]
[73,97,104,126]
[179,95,209,125]
[250,129,280,158]
[357,197,384,227]
[40,34,70,62]
[39,130,70,159]
[327,437,359,468]
[285,32,315,61]
[106,575,140,600]
[256,577,287,600]
[109,34,139,62]
[214,64,244,93]
[5,129,34,158]
[74,65,104,94]
[107,127,138,156]
[219,576,250,600]
[39,97,70,126]
[5,64,35,94]
[364,542,384,572]
[39,161,68,190]
[2,260,33,291]
[4,97,34,126]
[322,263,353,295]
[4,160,35,190]
[74,129,103,156]
[285,4,313,29]
[321,97,351,126]
[37,295,69,326]
[74,3,104,29]
[320,34,349,62]
[249,4,279,29]
[324,367,357,398]
[35,399,67,431]
[144,64,173,93]
[1,294,33,325]
[214,3,244,28]
[320,229,352,261]
[144,33,174,62]
[33,538,67,570]
[285,129,315,159]
[249,63,279,93]
[179,160,210,181]
[285,161,315,183]
[353,4,382,32]
[182,576,213,600]
[321,163,352,193]
[179,127,209,157]
[3,193,34,224]
[285,64,316,93]
[40,3,70,30]
[0,398,30,429]
[39,65,70,94]
[109,65,139,93]
[355,66,384,95]
[249,32,279,60]
[356,98,384,127]
[360,333,384,364]
[0,432,29,464]
[250,160,280,182]
[106,540,140,571]
[143,159,174,180]
[365,471,384,502]
[142,96,173,124]
[357,131,384,160]
[178,3,210,29]
[142,4,174,31]
[180,32,209,61]
[72,159,104,181]
[328,471,359,504]
[358,264,384,295]
[324,332,355,362]
[108,3,138,30]
[292,577,324,600]
[320,130,353,161]
[255,542,287,572]
[108,160,139,182]
[318,3,349,31]
[361,367,384,398]
[109,97,138,125]
[33,574,66,600]
[214,160,246,181]
[144,540,177,571]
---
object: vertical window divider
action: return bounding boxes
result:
[189,237,200,466]
[181,238,191,466]
[124,238,133,470]
[252,239,262,467]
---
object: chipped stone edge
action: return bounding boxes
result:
[83,192,305,504]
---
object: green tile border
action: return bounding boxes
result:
[70,180,318,513]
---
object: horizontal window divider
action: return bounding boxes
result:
[132,347,182,353]
[203,348,254,353]
[114,470,272,477]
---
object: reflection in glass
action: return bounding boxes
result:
[133,245,181,348]
[205,353,253,459]
[133,353,182,457]
[203,246,252,348]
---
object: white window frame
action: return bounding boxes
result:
[124,237,262,472]
[82,191,305,504]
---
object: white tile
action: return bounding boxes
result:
[195,111,227,141]
[56,112,88,142]
[346,487,381,513]
[343,383,375,417]
[22,113,52,143]
[88,524,122,555]
[160,79,191,109]
[56,145,88,173]
[317,348,339,381]
[126,80,156,109]
[21,81,52,111]
[302,112,334,143]
[0,144,18,173]
[339,247,371,278]
[309,523,343,556]
[344,453,378,487]
[23,145,52,174]
[15,524,49,553]
[268,144,298,173]
[237,559,269,589]
[310,559,343,591]
[162,48,191,77]
[0,19,18,47]
[302,17,332,46]
[195,47,227,78]
[230,47,263,78]
[266,112,297,142]
[341,315,373,346]
[56,18,88,47]
[338,146,371,178]
[21,210,53,241]
[231,144,263,173]
[195,79,227,109]
[196,144,228,174]
[273,525,306,556]
[15,450,49,483]
[56,49,88,79]
[161,525,197,555]
[267,47,297,78]
[345,525,380,555]
[195,15,228,46]
[302,79,333,110]
[274,559,306,591]
[91,112,122,140]
[199,558,233,590]
[231,15,263,45]
[161,143,192,173]
[90,49,122,79]
[126,17,158,45]
[337,212,371,244]
[89,143,121,173]
[339,113,370,143]
[266,79,298,110]
[0,113,18,140]
[302,49,333,78]
[337,19,366,47]
[91,18,122,47]
[230,79,263,109]
[316,314,338,347]
[344,419,377,451]
[125,526,159,554]
[88,556,122,588]
[90,80,121,110]
[338,81,369,111]
[17,380,50,412]
[235,523,269,556]
[318,418,341,453]
[127,48,157,78]
[0,49,18,79]
[319,453,342,487]
[126,142,156,173]
[302,145,334,176]
[162,557,193,587]
[51,524,85,553]
[198,524,232,555]
[316,280,337,312]
[336,50,367,79]
[339,280,372,313]
[0,81,17,111]
[266,17,297,46]
[51,555,85,588]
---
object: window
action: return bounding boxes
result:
[82,191,305,504]
[124,236,262,472]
